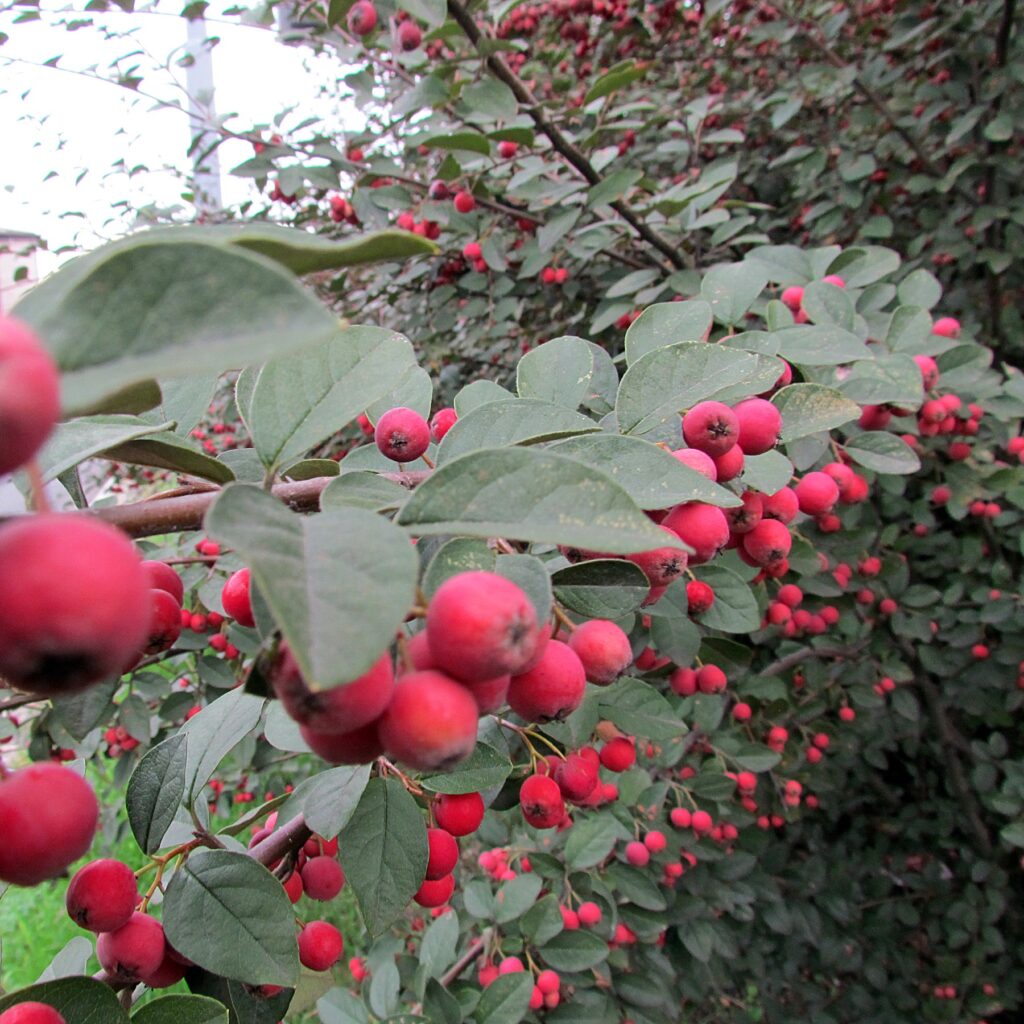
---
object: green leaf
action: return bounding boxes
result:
[605,861,667,911]
[826,246,900,287]
[983,113,1014,142]
[0,978,129,1023]
[454,379,515,416]
[681,920,714,962]
[475,973,534,1024]
[126,733,188,854]
[587,168,643,208]
[549,434,740,510]
[437,399,600,464]
[521,893,566,945]
[423,538,496,597]
[180,686,265,804]
[131,995,229,1024]
[625,300,713,364]
[1000,821,1024,849]
[775,325,869,365]
[897,269,942,309]
[773,384,860,442]
[419,909,460,978]
[838,354,924,406]
[206,485,418,688]
[538,930,610,971]
[700,263,769,325]
[691,565,760,633]
[617,342,781,435]
[16,236,343,416]
[565,814,630,870]
[799,281,855,332]
[163,850,300,987]
[318,989,370,1024]
[497,553,553,624]
[516,336,594,409]
[321,471,410,513]
[423,979,463,1024]
[844,432,921,474]
[420,743,512,793]
[731,745,782,772]
[741,450,794,495]
[537,208,582,253]
[104,429,235,484]
[422,132,492,155]
[52,679,119,741]
[396,0,446,28]
[248,326,417,470]
[552,559,649,618]
[369,960,400,1019]
[463,78,518,119]
[886,305,933,353]
[340,778,429,936]
[495,873,544,923]
[585,60,647,104]
[396,448,689,555]
[596,677,687,741]
[278,765,371,839]
[365,362,433,424]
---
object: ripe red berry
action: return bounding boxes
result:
[733,398,782,455]
[761,487,799,523]
[644,830,667,853]
[682,401,740,457]
[725,491,763,534]
[0,1004,67,1024]
[379,670,479,771]
[65,859,139,933]
[662,502,730,564]
[567,619,632,685]
[669,807,692,828]
[536,968,560,994]
[672,447,718,479]
[0,516,150,696]
[425,828,459,880]
[141,561,184,606]
[300,721,383,765]
[913,354,940,390]
[691,810,713,834]
[777,584,803,607]
[670,666,697,695]
[298,920,344,971]
[742,519,792,567]
[599,737,636,772]
[221,568,256,627]
[433,792,485,836]
[143,588,183,655]
[0,763,98,886]
[712,444,745,481]
[97,912,166,981]
[427,571,540,682]
[697,664,727,694]
[625,840,650,866]
[414,873,455,907]
[552,751,599,802]
[429,407,458,443]
[396,20,422,50]
[0,316,60,476]
[374,407,431,463]
[453,191,476,214]
[347,0,377,35]
[795,472,840,516]
[497,140,519,159]
[626,526,689,586]
[781,285,803,310]
[508,640,586,723]
[270,644,395,734]
[519,774,564,828]
[732,702,752,721]
[687,580,715,615]
[301,856,346,901]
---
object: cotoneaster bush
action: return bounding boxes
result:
[0,227,1021,1024]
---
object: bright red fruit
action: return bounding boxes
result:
[626,526,689,586]
[662,502,730,564]
[300,721,383,764]
[347,0,377,35]
[577,900,602,927]
[429,408,458,443]
[141,561,184,606]
[0,763,98,886]
[682,401,739,457]
[553,751,599,801]
[414,873,455,907]
[0,1004,67,1024]
[374,407,431,463]
[301,856,345,901]
[599,737,636,772]
[379,671,479,771]
[795,472,840,515]
[221,568,256,627]
[396,20,422,50]
[0,315,60,476]
[271,644,394,734]
[686,580,715,615]
[65,858,139,933]
[298,921,344,971]
[567,619,632,685]
[507,640,586,722]
[453,191,476,214]
[0,516,150,696]
[433,792,485,836]
[519,774,564,828]
[742,519,792,566]
[426,828,459,880]
[426,571,540,682]
[733,398,782,454]
[143,588,183,655]
[97,912,166,981]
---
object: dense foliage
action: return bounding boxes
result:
[0,2,1022,1024]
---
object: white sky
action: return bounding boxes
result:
[0,1,363,270]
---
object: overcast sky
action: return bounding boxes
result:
[0,1,362,269]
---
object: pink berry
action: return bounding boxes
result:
[374,407,431,463]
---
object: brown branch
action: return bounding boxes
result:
[757,641,868,678]
[248,813,313,866]
[445,0,683,270]
[441,927,493,987]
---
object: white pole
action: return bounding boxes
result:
[185,17,223,214]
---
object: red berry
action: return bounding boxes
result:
[519,774,564,828]
[662,502,730,564]
[697,664,727,694]
[141,561,184,606]
[427,572,540,683]
[414,873,455,907]
[536,968,560,994]
[0,763,98,886]
[672,447,718,479]
[429,408,458,443]
[66,859,138,933]
[433,792,485,836]
[0,316,60,476]
[913,354,940,390]
[347,0,377,35]
[742,519,792,567]
[508,640,586,723]
[567,619,632,685]
[761,487,799,523]
[712,445,745,481]
[0,1005,67,1024]
[644,830,667,853]
[270,644,394,734]
[298,920,344,971]
[374,407,431,463]
[0,516,150,696]
[97,912,165,982]
[300,721,383,765]
[599,737,636,772]
[732,702,752,721]
[682,401,739,457]
[781,286,803,310]
[687,580,715,615]
[379,671,479,771]
[221,568,256,627]
[733,398,782,455]
[625,840,650,866]
[397,20,422,51]
[426,828,459,880]
[453,191,476,214]
[144,588,183,655]
[301,856,345,901]
[577,900,602,927]
[626,526,689,586]
[691,810,713,834]
[553,751,599,802]
[795,472,840,516]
